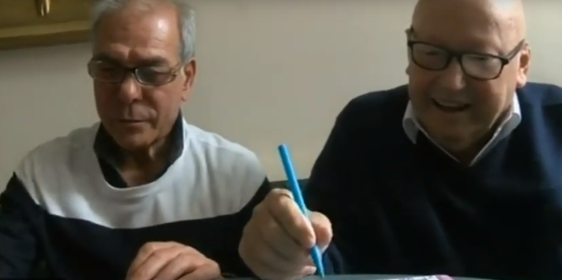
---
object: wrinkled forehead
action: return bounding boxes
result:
[410,0,517,54]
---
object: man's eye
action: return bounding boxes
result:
[415,46,446,56]
[466,54,494,62]
[98,66,120,72]
[94,64,123,78]
[137,68,171,83]
[424,51,444,56]
[140,68,168,75]
[151,67,166,73]
[473,56,491,61]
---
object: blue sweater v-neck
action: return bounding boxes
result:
[307,83,562,280]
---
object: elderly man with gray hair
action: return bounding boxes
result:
[0,0,269,280]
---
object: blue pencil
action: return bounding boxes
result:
[277,144,326,278]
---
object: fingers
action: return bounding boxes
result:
[267,188,316,248]
[260,213,308,260]
[157,252,220,280]
[251,225,308,273]
[178,262,221,280]
[239,188,332,280]
[309,211,333,251]
[127,242,180,280]
[151,252,198,280]
[127,242,220,280]
[240,214,288,279]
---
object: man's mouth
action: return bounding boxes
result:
[431,98,471,112]
[119,119,146,124]
[119,118,144,122]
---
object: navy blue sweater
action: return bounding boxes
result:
[307,82,562,280]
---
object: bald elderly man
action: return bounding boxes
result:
[239,1,562,280]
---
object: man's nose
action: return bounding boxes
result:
[437,59,467,90]
[117,75,142,103]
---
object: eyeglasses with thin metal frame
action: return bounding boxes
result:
[87,60,183,86]
[407,39,526,80]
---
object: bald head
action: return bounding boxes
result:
[405,0,532,159]
[411,0,526,50]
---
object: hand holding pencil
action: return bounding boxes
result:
[239,145,333,280]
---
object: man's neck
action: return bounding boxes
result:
[450,137,491,165]
[122,136,172,168]
[118,135,175,185]
[450,106,514,165]
[94,114,184,186]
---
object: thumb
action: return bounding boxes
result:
[309,211,332,252]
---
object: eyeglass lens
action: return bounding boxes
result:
[410,43,504,79]
[88,61,176,86]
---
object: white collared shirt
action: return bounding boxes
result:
[402,95,522,166]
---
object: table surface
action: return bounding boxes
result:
[325,276,489,280]
[234,275,494,280]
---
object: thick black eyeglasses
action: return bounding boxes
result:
[407,40,526,80]
[87,60,183,86]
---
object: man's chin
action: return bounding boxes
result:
[112,135,154,152]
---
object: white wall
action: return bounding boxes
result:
[0,1,561,189]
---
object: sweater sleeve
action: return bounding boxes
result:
[0,173,40,278]
[215,178,271,278]
[209,146,272,278]
[304,99,370,275]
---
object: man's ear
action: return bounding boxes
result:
[516,45,531,88]
[181,59,197,101]
[405,42,413,76]
[405,26,415,39]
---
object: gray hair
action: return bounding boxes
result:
[90,0,196,62]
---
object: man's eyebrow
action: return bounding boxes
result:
[91,53,120,63]
[136,56,170,66]
[407,27,497,53]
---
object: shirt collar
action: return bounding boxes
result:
[402,93,521,143]
[94,113,185,167]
